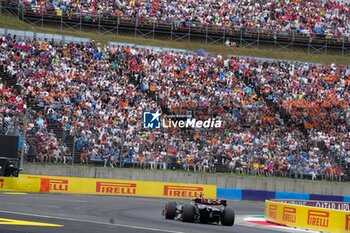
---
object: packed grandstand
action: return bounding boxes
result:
[9,0,350,40]
[0,0,349,182]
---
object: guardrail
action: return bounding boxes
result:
[265,199,350,233]
[108,42,191,54]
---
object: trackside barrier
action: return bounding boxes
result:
[0,175,216,199]
[217,188,350,202]
[265,200,350,233]
[275,200,350,211]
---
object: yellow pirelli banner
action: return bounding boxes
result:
[0,174,216,199]
[265,200,350,233]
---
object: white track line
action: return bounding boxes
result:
[0,210,185,233]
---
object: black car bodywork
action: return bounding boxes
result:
[163,198,235,226]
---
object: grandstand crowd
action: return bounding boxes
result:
[10,0,350,40]
[0,30,349,181]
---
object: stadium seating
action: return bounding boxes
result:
[9,0,350,40]
[0,32,349,181]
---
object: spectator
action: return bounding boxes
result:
[13,0,350,40]
[0,33,348,183]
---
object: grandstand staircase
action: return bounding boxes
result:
[334,155,350,181]
[0,66,39,160]
[25,98,81,163]
[127,73,170,114]
[0,67,21,95]
[66,136,81,164]
[0,65,81,163]
[44,120,81,164]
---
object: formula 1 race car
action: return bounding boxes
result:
[162,197,235,226]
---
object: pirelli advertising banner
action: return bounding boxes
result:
[265,200,350,233]
[0,176,41,192]
[0,174,216,199]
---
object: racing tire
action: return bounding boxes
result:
[165,202,177,220]
[182,204,195,223]
[221,207,235,226]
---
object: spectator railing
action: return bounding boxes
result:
[1,3,349,56]
[227,55,323,66]
[108,42,192,54]
[0,28,90,44]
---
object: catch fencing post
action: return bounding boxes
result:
[79,14,82,31]
[20,109,28,170]
[72,120,77,165]
[117,15,120,36]
[134,16,138,38]
[240,28,243,47]
[98,16,101,34]
[60,13,63,30]
[17,0,20,20]
[41,8,44,28]
[205,26,208,44]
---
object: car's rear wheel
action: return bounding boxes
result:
[165,202,177,220]
[221,207,235,226]
[182,204,195,222]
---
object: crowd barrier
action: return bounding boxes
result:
[228,54,322,65]
[1,174,349,204]
[0,174,216,199]
[265,199,350,233]
[274,199,350,212]
[108,41,191,54]
[217,188,350,202]
[0,28,90,43]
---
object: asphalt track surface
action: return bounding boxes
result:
[0,193,301,233]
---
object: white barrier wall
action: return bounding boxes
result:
[22,164,350,196]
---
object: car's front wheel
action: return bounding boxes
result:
[221,207,235,226]
[182,204,195,222]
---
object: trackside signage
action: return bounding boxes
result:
[265,200,350,233]
[346,214,350,231]
[96,182,137,195]
[307,210,329,228]
[282,207,296,223]
[163,185,203,198]
[1,175,216,199]
[275,199,350,211]
[268,204,277,220]
[40,178,69,192]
